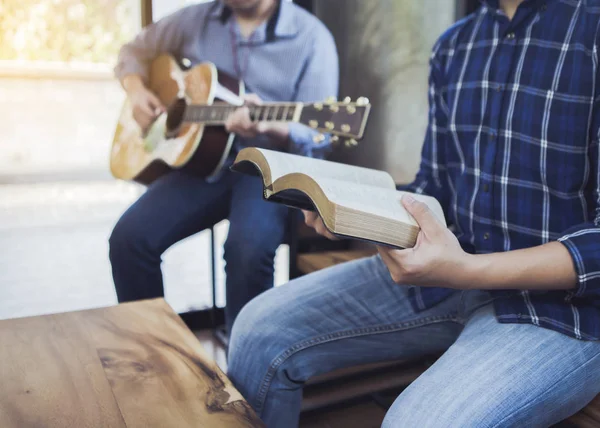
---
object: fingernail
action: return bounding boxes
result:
[403,194,415,204]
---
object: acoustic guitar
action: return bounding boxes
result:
[110,55,371,185]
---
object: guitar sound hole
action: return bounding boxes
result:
[165,98,187,138]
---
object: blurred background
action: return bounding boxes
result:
[0,0,473,320]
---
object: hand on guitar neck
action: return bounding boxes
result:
[123,75,287,147]
[224,93,290,148]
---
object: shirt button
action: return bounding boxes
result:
[483,232,490,240]
[506,32,516,40]
[495,84,503,92]
[541,4,547,11]
[483,183,490,192]
[489,131,496,139]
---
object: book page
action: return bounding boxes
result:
[313,177,446,227]
[255,148,395,190]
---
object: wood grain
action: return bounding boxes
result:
[0,313,126,427]
[0,299,263,428]
[296,249,377,274]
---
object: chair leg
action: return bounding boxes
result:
[210,225,217,328]
[288,210,300,280]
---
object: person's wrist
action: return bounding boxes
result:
[449,251,479,289]
[122,75,146,96]
[259,122,290,146]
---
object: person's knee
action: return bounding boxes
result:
[382,382,504,428]
[223,233,278,275]
[108,214,149,263]
[383,396,470,428]
[228,290,290,407]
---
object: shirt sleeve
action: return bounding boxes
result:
[114,7,194,83]
[287,27,339,158]
[397,44,450,217]
[557,108,600,297]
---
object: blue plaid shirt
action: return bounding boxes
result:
[405,0,600,340]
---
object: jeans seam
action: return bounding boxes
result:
[490,350,600,428]
[254,313,459,415]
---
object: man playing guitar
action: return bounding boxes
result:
[110,0,338,338]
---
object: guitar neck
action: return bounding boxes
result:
[183,103,302,125]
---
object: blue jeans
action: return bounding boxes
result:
[109,170,288,332]
[228,255,600,427]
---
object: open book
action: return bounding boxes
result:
[231,148,446,248]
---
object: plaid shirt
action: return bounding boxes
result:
[405,0,600,340]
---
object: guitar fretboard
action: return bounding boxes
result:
[183,103,299,124]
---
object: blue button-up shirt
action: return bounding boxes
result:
[115,0,339,159]
[406,0,600,340]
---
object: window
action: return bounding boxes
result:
[0,0,288,320]
[0,1,145,319]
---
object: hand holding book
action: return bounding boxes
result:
[302,210,338,241]
[376,194,470,288]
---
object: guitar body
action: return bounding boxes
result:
[110,55,243,185]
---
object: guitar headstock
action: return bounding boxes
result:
[299,96,371,148]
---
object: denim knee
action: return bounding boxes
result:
[108,215,151,264]
[223,236,277,276]
[109,220,128,263]
[227,291,289,408]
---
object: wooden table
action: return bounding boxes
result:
[0,299,264,428]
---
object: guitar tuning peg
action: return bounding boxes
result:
[331,135,340,144]
[313,133,326,144]
[344,138,358,148]
[343,96,351,104]
[356,97,369,106]
[325,96,337,104]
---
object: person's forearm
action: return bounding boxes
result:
[456,241,577,290]
[121,74,146,95]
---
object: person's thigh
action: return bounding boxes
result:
[112,170,232,252]
[228,255,464,425]
[384,304,600,428]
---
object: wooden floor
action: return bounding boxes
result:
[194,330,387,428]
